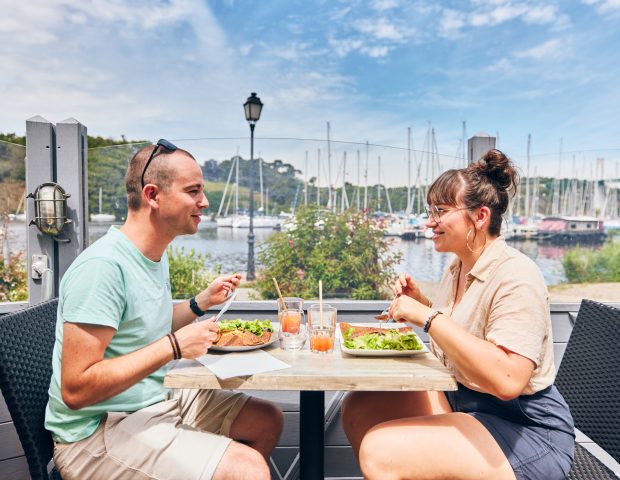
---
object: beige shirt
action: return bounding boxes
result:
[429,237,555,395]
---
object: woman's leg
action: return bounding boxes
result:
[359,412,516,480]
[341,390,452,455]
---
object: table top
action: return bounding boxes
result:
[164,343,457,392]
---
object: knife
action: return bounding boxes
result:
[215,288,239,321]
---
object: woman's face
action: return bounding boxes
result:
[425,204,472,254]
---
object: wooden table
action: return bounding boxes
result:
[165,343,456,479]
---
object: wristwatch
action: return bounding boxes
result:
[189,296,208,317]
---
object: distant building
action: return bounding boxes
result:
[468,132,496,164]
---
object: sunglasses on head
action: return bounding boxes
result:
[141,139,178,188]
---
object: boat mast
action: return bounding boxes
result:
[216,155,236,217]
[304,150,308,206]
[525,133,531,219]
[356,150,361,211]
[364,141,369,210]
[407,127,411,214]
[327,122,333,211]
[317,149,321,207]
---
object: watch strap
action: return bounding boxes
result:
[189,296,207,317]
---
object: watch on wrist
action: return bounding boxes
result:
[189,296,208,317]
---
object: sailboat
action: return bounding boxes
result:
[216,155,240,228]
[90,188,116,222]
[8,191,26,222]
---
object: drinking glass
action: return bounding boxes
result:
[278,297,306,350]
[308,304,337,354]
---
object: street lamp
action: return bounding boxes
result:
[243,92,263,280]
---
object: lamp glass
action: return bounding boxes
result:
[243,92,263,122]
[31,183,69,236]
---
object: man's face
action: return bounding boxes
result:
[156,153,209,237]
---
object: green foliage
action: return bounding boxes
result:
[0,252,28,302]
[255,206,402,300]
[0,133,26,146]
[88,144,148,220]
[562,241,620,283]
[167,246,221,299]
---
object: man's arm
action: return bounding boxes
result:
[61,319,218,410]
[172,273,242,330]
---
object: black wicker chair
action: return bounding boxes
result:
[555,299,620,479]
[0,299,61,480]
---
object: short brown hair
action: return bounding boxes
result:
[427,149,519,236]
[125,145,197,211]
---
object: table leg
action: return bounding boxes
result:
[299,390,324,480]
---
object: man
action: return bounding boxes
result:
[45,140,283,480]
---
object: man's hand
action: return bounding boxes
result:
[196,273,242,310]
[174,317,219,358]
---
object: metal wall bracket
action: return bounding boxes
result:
[31,254,48,280]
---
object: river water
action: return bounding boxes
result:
[5,221,569,285]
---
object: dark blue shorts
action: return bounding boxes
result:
[446,384,575,480]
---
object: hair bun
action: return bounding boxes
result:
[470,149,518,192]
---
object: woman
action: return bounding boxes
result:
[341,150,574,480]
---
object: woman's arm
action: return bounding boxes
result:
[390,296,535,400]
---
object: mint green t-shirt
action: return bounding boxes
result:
[45,227,173,443]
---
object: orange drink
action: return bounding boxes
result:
[310,334,333,352]
[309,325,335,354]
[280,312,301,334]
[277,297,306,351]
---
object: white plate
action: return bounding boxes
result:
[339,323,429,357]
[209,331,279,352]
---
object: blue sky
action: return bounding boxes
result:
[1,0,620,185]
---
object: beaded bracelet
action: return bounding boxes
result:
[423,310,442,333]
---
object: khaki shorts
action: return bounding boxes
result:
[53,389,250,480]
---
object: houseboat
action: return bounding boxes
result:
[537,216,606,242]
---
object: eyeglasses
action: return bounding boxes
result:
[141,139,178,188]
[424,205,470,224]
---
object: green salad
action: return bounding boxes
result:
[343,328,424,351]
[218,319,273,336]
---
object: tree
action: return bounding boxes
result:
[254,206,402,300]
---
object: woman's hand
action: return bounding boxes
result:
[392,273,428,305]
[388,295,432,328]
[196,273,242,310]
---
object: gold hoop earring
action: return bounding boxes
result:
[466,229,487,254]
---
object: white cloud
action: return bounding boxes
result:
[439,9,466,37]
[354,18,411,41]
[486,58,515,73]
[515,38,565,60]
[586,0,620,13]
[372,0,399,11]
[361,45,391,57]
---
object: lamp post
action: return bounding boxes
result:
[243,92,263,280]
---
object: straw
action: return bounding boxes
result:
[319,280,324,328]
[272,278,288,312]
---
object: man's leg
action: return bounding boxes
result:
[228,396,284,460]
[54,399,270,480]
[175,389,283,460]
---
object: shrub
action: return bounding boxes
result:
[562,241,620,283]
[167,246,221,299]
[0,252,28,302]
[254,206,401,300]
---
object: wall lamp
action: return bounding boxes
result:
[27,182,72,242]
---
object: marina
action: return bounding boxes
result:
[2,219,601,286]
